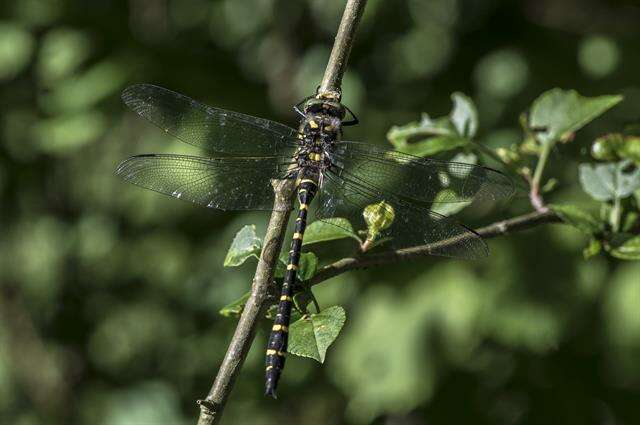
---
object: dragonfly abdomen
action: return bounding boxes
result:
[265,178,317,398]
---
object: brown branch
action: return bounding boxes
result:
[319,0,368,95]
[309,210,561,286]
[196,179,295,425]
[196,1,368,423]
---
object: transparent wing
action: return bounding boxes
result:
[315,167,488,259]
[116,154,296,211]
[328,141,514,204]
[122,84,299,156]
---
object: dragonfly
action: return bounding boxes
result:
[116,84,514,398]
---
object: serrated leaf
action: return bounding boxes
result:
[303,218,360,246]
[578,161,640,202]
[608,234,640,260]
[223,225,262,267]
[450,92,478,138]
[288,306,346,363]
[549,204,602,235]
[529,89,622,146]
[219,291,250,317]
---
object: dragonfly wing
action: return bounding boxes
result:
[328,141,514,205]
[122,84,299,156]
[116,154,296,211]
[315,167,488,259]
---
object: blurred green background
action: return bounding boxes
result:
[1,0,640,424]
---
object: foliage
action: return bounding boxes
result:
[219,87,639,388]
[2,2,640,424]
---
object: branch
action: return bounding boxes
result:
[310,210,561,286]
[196,1,368,423]
[197,180,294,425]
[319,0,368,95]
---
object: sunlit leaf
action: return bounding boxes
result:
[609,234,640,260]
[549,204,602,235]
[288,305,346,363]
[37,28,91,85]
[0,23,34,80]
[34,111,107,154]
[303,218,360,245]
[431,190,472,216]
[40,60,127,112]
[529,89,622,146]
[223,225,262,267]
[579,161,640,202]
[450,92,478,138]
[386,94,475,157]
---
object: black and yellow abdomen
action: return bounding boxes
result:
[264,178,318,398]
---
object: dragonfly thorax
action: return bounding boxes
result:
[297,112,341,174]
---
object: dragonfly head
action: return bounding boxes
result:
[303,97,346,121]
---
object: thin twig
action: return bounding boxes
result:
[529,140,552,212]
[196,1,368,423]
[309,210,561,286]
[319,0,368,95]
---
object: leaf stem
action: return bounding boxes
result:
[530,142,552,212]
[610,196,622,232]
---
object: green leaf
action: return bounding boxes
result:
[288,306,346,363]
[591,133,640,164]
[303,218,360,246]
[219,291,250,317]
[623,211,639,233]
[34,111,106,154]
[297,252,318,281]
[431,153,476,216]
[529,89,622,146]
[431,190,472,216]
[579,161,640,202]
[0,23,35,80]
[450,92,478,138]
[609,234,640,260]
[275,252,317,280]
[386,93,476,157]
[223,225,262,267]
[549,204,602,235]
[274,257,287,279]
[583,238,602,259]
